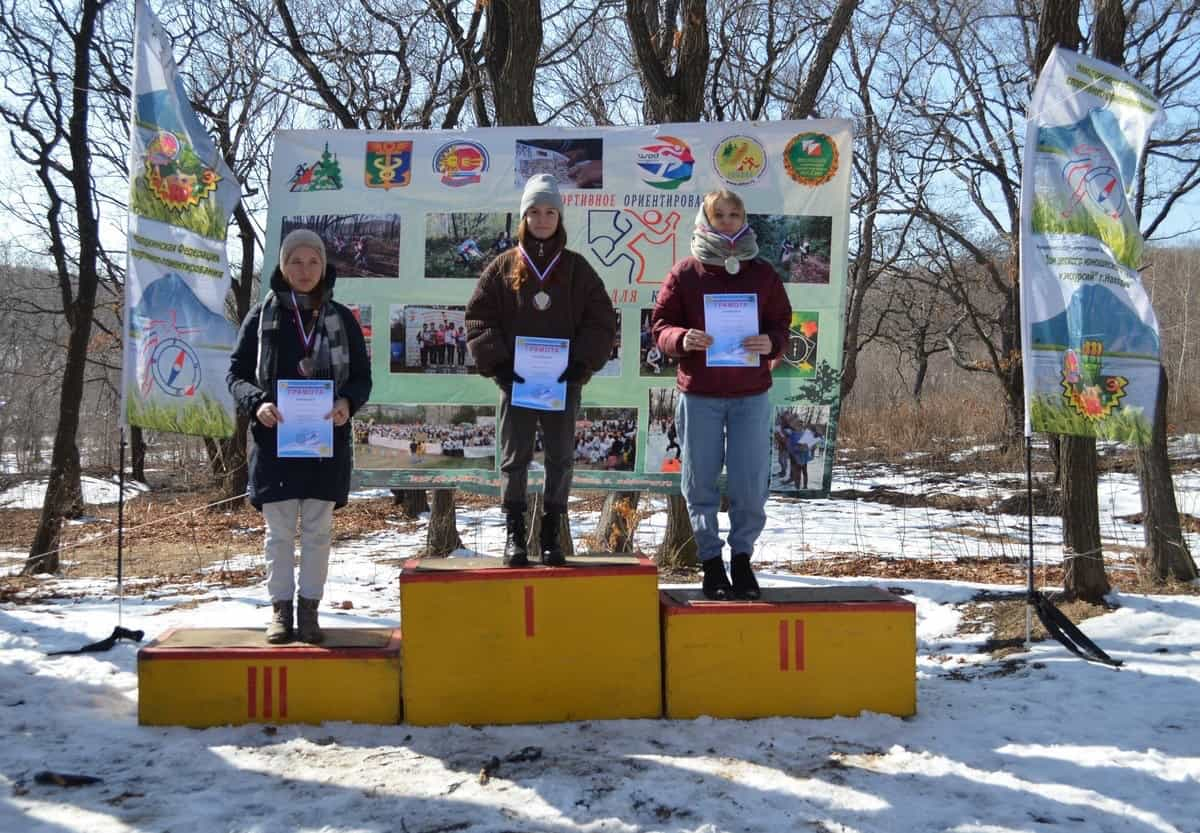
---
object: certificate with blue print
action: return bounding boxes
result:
[512,336,569,411]
[277,379,334,458]
[704,293,759,367]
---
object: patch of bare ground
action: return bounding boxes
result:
[957,597,1113,659]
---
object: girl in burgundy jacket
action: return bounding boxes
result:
[651,190,791,599]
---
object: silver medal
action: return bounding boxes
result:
[533,290,552,311]
[725,256,741,274]
[298,357,315,377]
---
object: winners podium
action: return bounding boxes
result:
[137,559,916,727]
[661,586,917,719]
[398,554,662,726]
[138,628,401,727]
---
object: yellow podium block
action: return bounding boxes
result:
[138,628,402,727]
[399,554,661,726]
[663,586,916,719]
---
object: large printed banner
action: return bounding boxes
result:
[1020,47,1162,444]
[121,0,241,438]
[266,122,852,494]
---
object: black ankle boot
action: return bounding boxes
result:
[701,557,733,600]
[730,552,761,600]
[503,505,529,567]
[540,505,566,566]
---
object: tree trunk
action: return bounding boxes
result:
[595,491,640,553]
[23,0,105,575]
[1060,435,1110,601]
[785,0,860,118]
[1136,368,1197,582]
[425,488,462,556]
[130,425,146,483]
[483,0,542,125]
[25,321,90,574]
[214,201,258,505]
[392,488,429,519]
[624,0,709,123]
[657,493,697,570]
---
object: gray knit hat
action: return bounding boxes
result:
[279,229,326,271]
[520,173,564,218]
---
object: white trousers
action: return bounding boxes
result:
[262,499,334,602]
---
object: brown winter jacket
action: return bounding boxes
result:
[465,248,617,384]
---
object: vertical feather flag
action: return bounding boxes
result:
[1019,46,1163,445]
[121,0,241,437]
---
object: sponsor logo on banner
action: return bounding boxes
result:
[143,129,221,210]
[783,132,838,186]
[1060,341,1128,420]
[636,136,694,190]
[289,144,344,192]
[365,141,413,190]
[712,135,766,185]
[432,141,489,187]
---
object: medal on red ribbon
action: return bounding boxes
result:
[518,245,561,312]
[290,290,319,377]
[713,224,750,274]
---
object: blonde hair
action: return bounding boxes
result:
[702,189,745,223]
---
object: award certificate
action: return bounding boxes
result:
[704,293,759,367]
[512,336,569,411]
[276,379,334,458]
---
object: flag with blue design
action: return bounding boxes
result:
[121,0,241,437]
[1019,46,1163,445]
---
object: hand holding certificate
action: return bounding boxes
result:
[276,379,334,458]
[704,293,760,367]
[511,336,569,411]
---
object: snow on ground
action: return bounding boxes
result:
[2,462,1200,832]
[0,477,149,510]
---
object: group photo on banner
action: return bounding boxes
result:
[264,125,853,496]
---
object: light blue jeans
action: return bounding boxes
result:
[676,391,772,561]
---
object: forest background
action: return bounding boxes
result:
[0,0,1197,598]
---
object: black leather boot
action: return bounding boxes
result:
[730,552,761,600]
[503,505,529,567]
[540,504,566,566]
[701,557,733,601]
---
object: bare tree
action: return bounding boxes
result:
[1,0,120,573]
[624,0,708,123]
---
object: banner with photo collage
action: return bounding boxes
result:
[264,122,852,495]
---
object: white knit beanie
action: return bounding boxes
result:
[520,174,564,217]
[279,229,326,271]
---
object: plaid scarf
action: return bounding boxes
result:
[256,290,351,392]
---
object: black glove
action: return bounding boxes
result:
[493,362,525,385]
[557,361,588,383]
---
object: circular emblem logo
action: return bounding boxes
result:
[783,133,838,186]
[636,135,694,190]
[712,135,767,185]
[433,141,490,187]
[149,338,201,398]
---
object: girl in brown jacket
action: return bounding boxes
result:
[465,174,617,566]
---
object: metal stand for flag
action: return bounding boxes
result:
[117,428,126,625]
[1024,435,1035,649]
[45,428,143,656]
